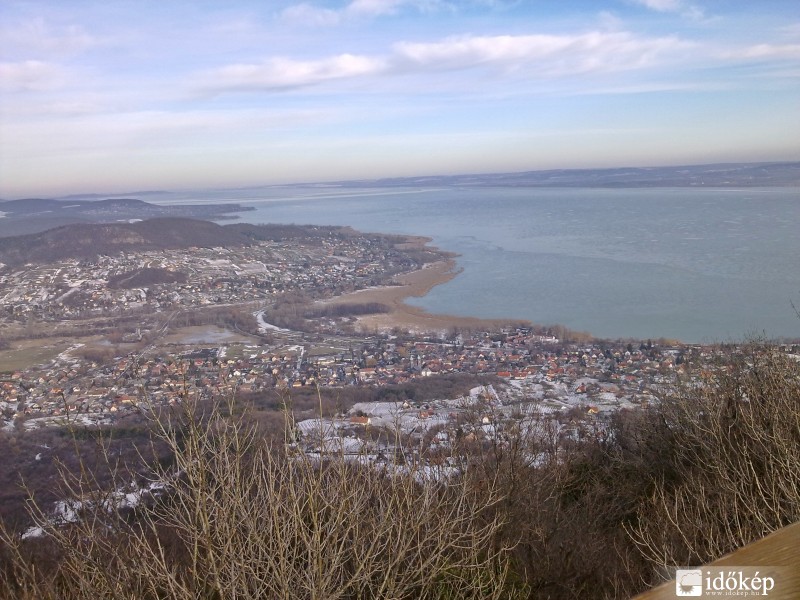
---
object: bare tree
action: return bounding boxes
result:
[628,344,800,569]
[0,395,521,599]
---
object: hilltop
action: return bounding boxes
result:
[0,197,253,237]
[0,219,252,266]
[0,219,381,267]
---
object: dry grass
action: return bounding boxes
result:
[0,340,69,372]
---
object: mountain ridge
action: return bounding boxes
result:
[0,219,366,266]
[339,161,800,188]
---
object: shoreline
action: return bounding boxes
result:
[320,256,530,335]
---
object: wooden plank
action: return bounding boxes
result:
[633,521,800,599]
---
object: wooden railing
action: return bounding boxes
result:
[633,522,800,599]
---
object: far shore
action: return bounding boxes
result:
[319,259,530,335]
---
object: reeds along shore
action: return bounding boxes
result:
[318,259,528,334]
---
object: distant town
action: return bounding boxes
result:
[2,217,798,465]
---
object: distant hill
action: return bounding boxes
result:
[344,161,800,188]
[0,218,252,266]
[228,222,359,242]
[0,197,253,219]
[0,197,254,238]
[0,219,364,267]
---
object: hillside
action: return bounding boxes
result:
[0,219,378,267]
[0,197,254,237]
[0,218,252,266]
[0,197,252,219]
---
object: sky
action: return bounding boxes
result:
[0,0,798,197]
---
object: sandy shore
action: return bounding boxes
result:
[320,259,528,335]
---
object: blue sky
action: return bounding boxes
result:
[1,0,798,197]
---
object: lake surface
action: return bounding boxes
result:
[151,186,800,343]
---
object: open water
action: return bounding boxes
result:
[151,186,800,343]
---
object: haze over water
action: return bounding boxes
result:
[154,186,800,343]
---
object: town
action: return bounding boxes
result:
[0,226,419,323]
[2,223,798,463]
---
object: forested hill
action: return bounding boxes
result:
[0,197,253,220]
[0,218,250,266]
[0,219,364,266]
[0,197,254,237]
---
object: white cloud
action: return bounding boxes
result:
[280,0,448,26]
[393,32,694,75]
[0,18,97,60]
[628,0,705,20]
[347,0,408,16]
[723,43,800,60]
[0,60,63,92]
[346,0,450,17]
[280,3,342,26]
[192,30,697,95]
[198,54,387,91]
[631,0,682,11]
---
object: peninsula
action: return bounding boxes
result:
[0,197,254,237]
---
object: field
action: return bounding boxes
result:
[0,339,72,372]
[161,325,261,346]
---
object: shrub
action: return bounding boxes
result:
[629,344,800,569]
[0,398,521,599]
[2,343,797,599]
[451,343,800,597]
